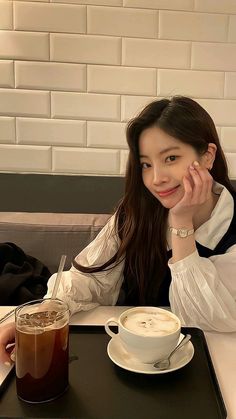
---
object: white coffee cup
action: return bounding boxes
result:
[105,307,181,364]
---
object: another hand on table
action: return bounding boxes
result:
[0,322,15,365]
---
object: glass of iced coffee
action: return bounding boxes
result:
[15,298,70,403]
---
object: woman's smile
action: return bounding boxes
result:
[156,185,180,197]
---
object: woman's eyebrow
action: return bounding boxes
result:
[139,146,180,159]
[159,146,181,155]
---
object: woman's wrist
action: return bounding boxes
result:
[169,215,196,262]
[169,226,194,238]
[169,215,194,229]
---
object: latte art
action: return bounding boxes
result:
[123,311,179,336]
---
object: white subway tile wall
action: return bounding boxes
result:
[87,65,156,95]
[87,121,127,149]
[14,3,86,34]
[51,34,121,65]
[0,117,15,143]
[87,6,158,38]
[52,147,120,174]
[0,1,235,177]
[0,61,14,88]
[0,89,50,117]
[159,11,228,42]
[15,62,86,91]
[0,144,51,172]
[229,15,236,42]
[0,31,49,61]
[16,118,86,146]
[0,1,13,30]
[122,38,190,69]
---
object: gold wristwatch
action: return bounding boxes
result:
[169,227,194,238]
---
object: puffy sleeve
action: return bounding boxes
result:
[45,214,124,315]
[168,246,236,332]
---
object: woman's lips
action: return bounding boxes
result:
[156,186,180,197]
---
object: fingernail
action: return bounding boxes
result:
[189,165,195,170]
[193,161,199,167]
[4,361,11,367]
[10,352,15,362]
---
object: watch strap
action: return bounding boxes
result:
[169,227,194,238]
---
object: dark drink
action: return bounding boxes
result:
[15,299,69,403]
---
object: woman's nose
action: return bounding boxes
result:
[152,167,168,185]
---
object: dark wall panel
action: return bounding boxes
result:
[0,173,235,214]
[0,174,125,213]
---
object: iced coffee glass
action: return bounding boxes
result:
[15,298,70,403]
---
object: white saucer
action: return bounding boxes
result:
[107,333,194,375]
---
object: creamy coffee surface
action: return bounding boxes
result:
[123,311,179,336]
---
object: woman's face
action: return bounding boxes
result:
[139,126,207,209]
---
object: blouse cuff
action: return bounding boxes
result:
[168,249,200,273]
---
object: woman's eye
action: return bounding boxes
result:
[166,155,177,163]
[140,162,150,169]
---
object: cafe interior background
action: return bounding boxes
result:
[0,4,236,418]
[0,0,236,181]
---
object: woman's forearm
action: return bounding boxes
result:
[169,216,196,262]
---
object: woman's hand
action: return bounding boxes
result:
[0,322,15,365]
[170,161,213,223]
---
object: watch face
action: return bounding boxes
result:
[179,229,187,237]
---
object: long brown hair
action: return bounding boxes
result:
[74,96,234,304]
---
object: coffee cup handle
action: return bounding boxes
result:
[105,318,119,339]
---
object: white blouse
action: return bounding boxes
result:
[45,183,236,332]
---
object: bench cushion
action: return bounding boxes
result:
[0,212,110,273]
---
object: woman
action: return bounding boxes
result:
[1,96,236,364]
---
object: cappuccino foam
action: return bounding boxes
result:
[123,311,179,336]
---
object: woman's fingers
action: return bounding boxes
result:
[188,161,212,204]
[0,323,16,364]
[182,175,193,199]
[9,347,15,362]
[189,165,202,202]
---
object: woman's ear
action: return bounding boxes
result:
[202,143,217,170]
